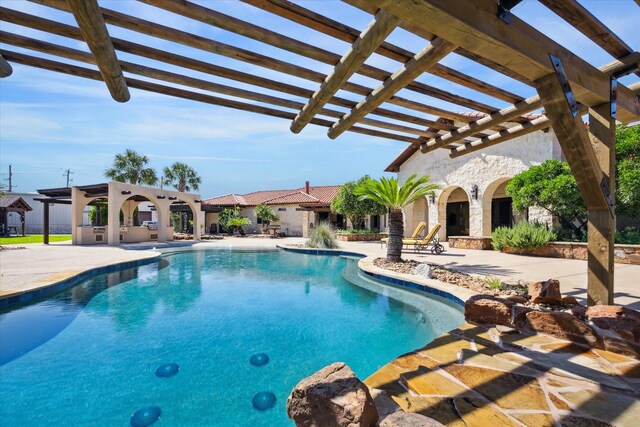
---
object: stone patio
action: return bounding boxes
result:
[365,323,640,426]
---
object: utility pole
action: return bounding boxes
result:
[8,164,12,192]
[63,168,74,187]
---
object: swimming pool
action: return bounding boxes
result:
[0,249,463,426]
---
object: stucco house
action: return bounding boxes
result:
[203,182,345,237]
[387,123,559,242]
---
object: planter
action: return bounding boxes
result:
[503,242,640,265]
[336,233,386,242]
[449,236,493,250]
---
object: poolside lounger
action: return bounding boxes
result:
[381,221,426,248]
[403,223,445,254]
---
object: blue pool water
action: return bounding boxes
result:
[0,249,463,426]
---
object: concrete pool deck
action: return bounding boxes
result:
[0,237,638,308]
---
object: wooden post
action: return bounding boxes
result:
[20,212,25,236]
[43,201,50,244]
[587,104,615,305]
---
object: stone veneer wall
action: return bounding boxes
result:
[398,129,558,241]
[448,236,493,250]
[504,242,640,265]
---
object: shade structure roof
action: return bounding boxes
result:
[0,195,33,211]
[1,0,637,160]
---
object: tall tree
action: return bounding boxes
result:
[615,124,640,217]
[105,149,157,185]
[355,174,439,262]
[162,162,202,192]
[331,175,386,229]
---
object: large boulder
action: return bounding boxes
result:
[379,412,445,427]
[528,279,562,304]
[464,295,514,327]
[522,311,602,348]
[287,362,379,427]
[572,305,640,342]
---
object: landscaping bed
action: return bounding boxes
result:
[503,242,640,265]
[336,233,386,242]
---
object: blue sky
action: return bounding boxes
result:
[0,0,638,197]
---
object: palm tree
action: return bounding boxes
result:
[162,162,202,192]
[105,149,158,185]
[355,174,439,262]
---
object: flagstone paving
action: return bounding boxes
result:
[365,323,640,426]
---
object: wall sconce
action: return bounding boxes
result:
[168,196,177,200]
[471,184,479,200]
[429,195,436,205]
[194,199,202,203]
[156,195,166,199]
[121,190,131,195]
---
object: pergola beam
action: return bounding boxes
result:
[539,0,640,77]
[65,0,129,102]
[138,0,499,114]
[242,0,524,105]
[422,95,543,153]
[328,38,456,139]
[374,0,640,123]
[535,73,608,210]
[290,9,399,134]
[23,2,471,124]
[0,53,12,77]
[448,116,550,158]
[0,8,456,132]
[2,51,426,145]
[0,31,440,139]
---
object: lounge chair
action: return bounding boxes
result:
[403,223,445,254]
[381,221,426,248]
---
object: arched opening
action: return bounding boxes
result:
[168,199,200,240]
[441,187,469,238]
[481,178,515,235]
[114,195,161,243]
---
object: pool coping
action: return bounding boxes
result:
[0,252,161,309]
[277,245,477,307]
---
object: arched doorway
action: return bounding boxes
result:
[443,187,469,238]
[482,178,516,236]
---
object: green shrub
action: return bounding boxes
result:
[615,227,640,245]
[226,217,251,235]
[492,220,556,251]
[307,222,339,249]
[337,228,380,235]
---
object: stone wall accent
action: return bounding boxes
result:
[287,362,379,427]
[503,242,640,265]
[337,233,387,242]
[448,236,492,250]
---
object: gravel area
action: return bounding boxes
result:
[373,258,528,297]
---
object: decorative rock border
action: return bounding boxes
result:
[336,233,387,242]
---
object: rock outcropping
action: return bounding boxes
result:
[287,362,379,427]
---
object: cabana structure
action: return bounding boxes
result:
[0,195,33,237]
[1,0,638,304]
[36,182,203,246]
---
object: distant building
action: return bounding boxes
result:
[386,125,559,240]
[4,192,71,234]
[203,182,385,237]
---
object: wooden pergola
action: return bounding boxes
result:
[1,0,638,304]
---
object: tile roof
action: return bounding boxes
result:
[203,185,341,207]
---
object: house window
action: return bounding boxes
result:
[278,208,286,211]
